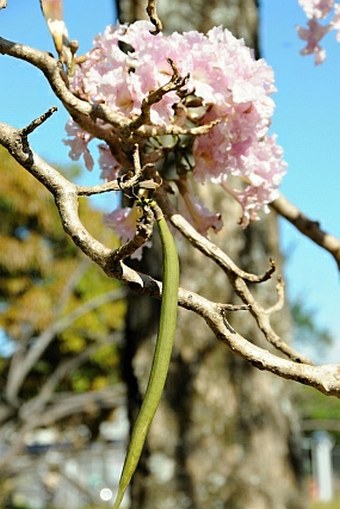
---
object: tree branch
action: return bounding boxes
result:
[271,194,340,270]
[0,36,217,154]
[167,205,311,364]
[204,303,340,397]
[0,117,339,397]
[146,0,163,34]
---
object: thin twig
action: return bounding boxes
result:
[271,194,340,270]
[146,0,163,34]
[218,304,252,312]
[0,36,128,137]
[154,192,308,362]
[121,59,189,134]
[135,119,220,138]
[229,268,312,364]
[53,257,90,317]
[110,209,154,262]
[21,107,58,135]
[265,276,285,316]
[158,193,276,284]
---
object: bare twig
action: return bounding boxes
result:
[48,464,100,505]
[132,119,220,138]
[265,276,285,316]
[35,386,126,428]
[22,106,58,135]
[146,0,163,34]
[230,272,311,364]
[0,114,339,397]
[204,303,340,397]
[271,194,340,270]
[218,304,252,312]
[0,36,128,139]
[76,144,150,195]
[111,208,155,262]
[154,192,309,363]
[0,36,217,168]
[160,199,276,283]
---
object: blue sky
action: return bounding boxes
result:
[261,1,340,361]
[0,1,339,361]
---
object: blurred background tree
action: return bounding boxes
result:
[0,146,126,490]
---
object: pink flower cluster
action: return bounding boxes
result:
[297,0,340,64]
[65,21,286,249]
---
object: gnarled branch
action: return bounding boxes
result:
[0,117,339,397]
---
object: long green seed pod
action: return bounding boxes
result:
[112,203,179,509]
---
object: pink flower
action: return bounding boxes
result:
[193,122,233,183]
[330,4,340,40]
[98,144,122,181]
[104,205,150,260]
[177,177,223,234]
[299,0,334,19]
[297,1,340,63]
[65,21,286,240]
[64,119,94,170]
[297,19,330,64]
[225,135,287,227]
[104,206,138,242]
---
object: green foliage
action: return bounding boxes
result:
[291,297,339,440]
[291,298,332,356]
[311,501,340,509]
[296,384,340,421]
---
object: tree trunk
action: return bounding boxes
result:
[118,2,306,508]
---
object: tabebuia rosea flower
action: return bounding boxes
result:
[64,21,286,254]
[297,0,340,64]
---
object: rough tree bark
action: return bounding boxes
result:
[118,1,306,508]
